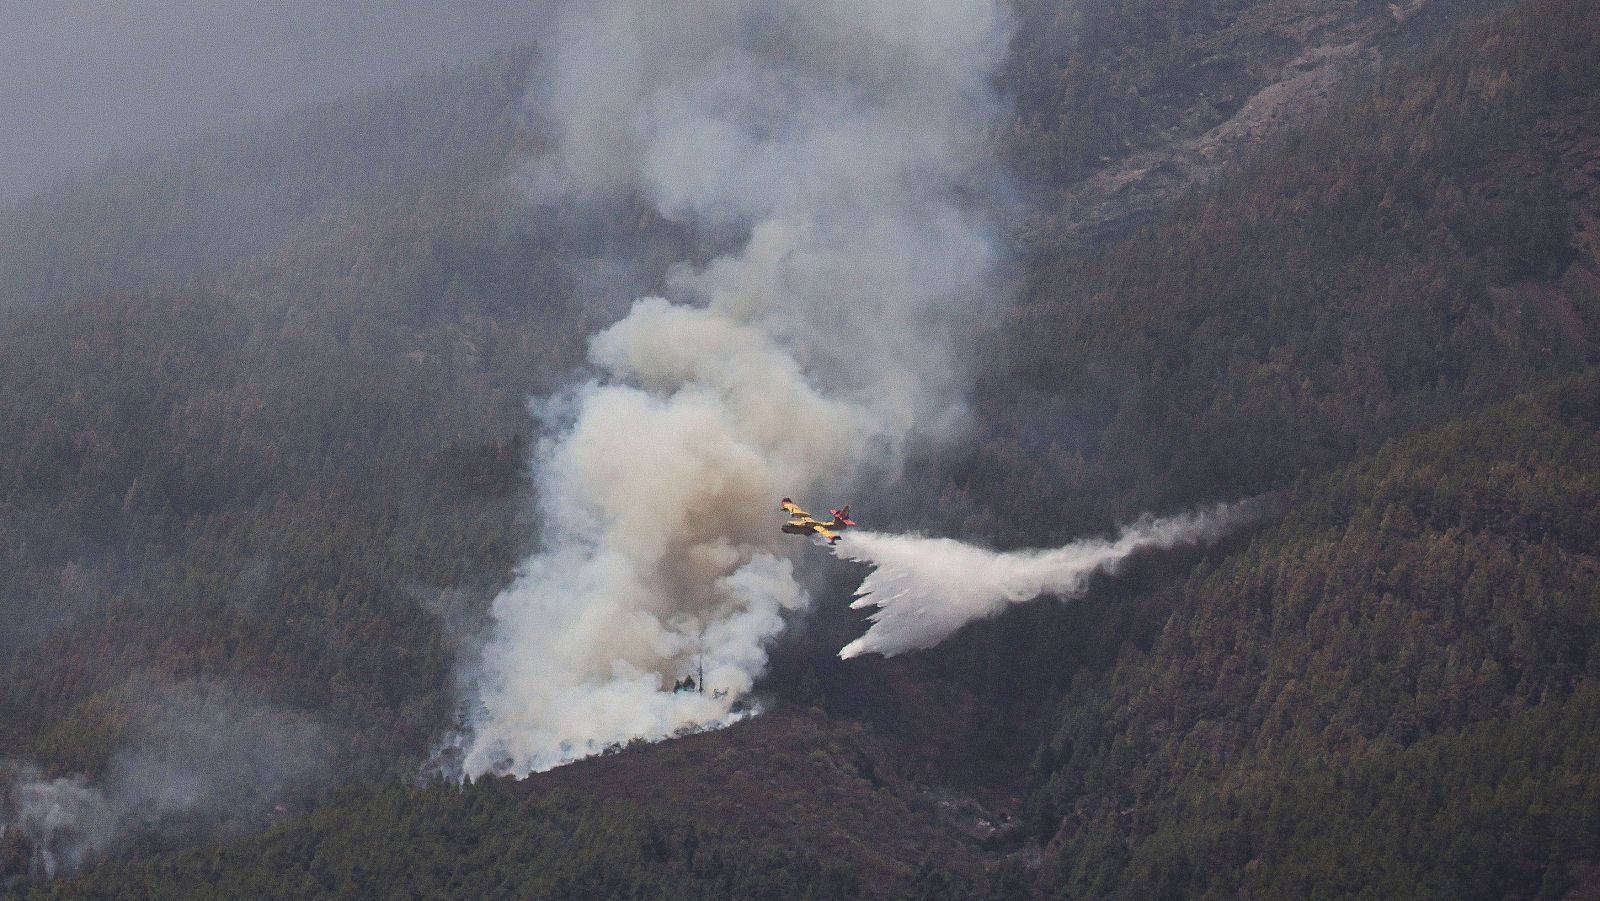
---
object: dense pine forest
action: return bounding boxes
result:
[2,0,1598,896]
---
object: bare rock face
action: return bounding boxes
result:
[1006,0,1506,253]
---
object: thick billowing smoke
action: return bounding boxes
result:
[0,683,332,878]
[462,0,1011,776]
[835,502,1265,659]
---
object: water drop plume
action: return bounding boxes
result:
[835,501,1268,659]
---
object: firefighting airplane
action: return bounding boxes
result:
[779,498,856,544]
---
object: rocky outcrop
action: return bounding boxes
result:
[1012,0,1509,252]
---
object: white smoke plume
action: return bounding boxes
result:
[0,683,332,879]
[0,768,115,878]
[462,0,1012,776]
[835,502,1265,659]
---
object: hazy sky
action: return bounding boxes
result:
[0,0,550,199]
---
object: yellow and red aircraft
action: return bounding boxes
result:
[780,498,856,544]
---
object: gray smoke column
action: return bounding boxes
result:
[834,502,1264,659]
[462,0,1012,776]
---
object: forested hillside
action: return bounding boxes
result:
[16,705,1020,899]
[0,52,612,872]
[0,46,698,662]
[1006,0,1600,894]
[2,0,1597,896]
[893,0,1600,890]
[1034,372,1600,898]
[1003,0,1507,246]
[960,0,1599,542]
[0,441,525,778]
[25,780,862,900]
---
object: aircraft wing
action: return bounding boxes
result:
[813,526,840,543]
[781,499,812,518]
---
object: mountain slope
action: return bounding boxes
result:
[21,780,862,900]
[17,708,1002,899]
[1004,0,1509,248]
[958,0,1600,543]
[0,50,533,315]
[878,0,1600,764]
[1033,371,1600,897]
[0,0,1595,895]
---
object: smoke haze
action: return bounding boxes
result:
[461,0,1012,776]
[0,683,333,877]
[835,501,1267,659]
[0,0,550,200]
